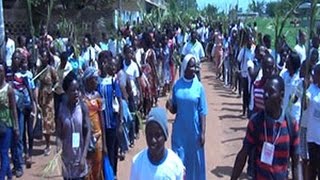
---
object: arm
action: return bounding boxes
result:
[81,105,91,164]
[200,115,206,146]
[98,95,107,155]
[199,85,208,146]
[231,146,248,180]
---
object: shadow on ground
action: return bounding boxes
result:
[211,166,248,179]
[221,137,244,144]
[219,114,246,121]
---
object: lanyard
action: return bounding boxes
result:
[264,120,282,145]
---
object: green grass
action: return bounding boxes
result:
[246,17,308,48]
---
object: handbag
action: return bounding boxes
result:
[103,155,114,180]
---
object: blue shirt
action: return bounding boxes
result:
[98,76,122,129]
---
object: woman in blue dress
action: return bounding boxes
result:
[166,54,208,180]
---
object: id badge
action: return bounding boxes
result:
[260,142,275,165]
[72,132,80,148]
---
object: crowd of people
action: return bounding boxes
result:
[0,19,210,180]
[1,15,320,180]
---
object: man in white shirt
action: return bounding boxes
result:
[181,30,205,80]
[305,64,320,180]
[237,34,254,116]
[5,30,15,68]
[294,31,307,63]
[80,36,97,70]
[130,107,185,180]
[123,46,140,99]
[280,51,303,123]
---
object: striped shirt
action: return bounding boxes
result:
[244,112,300,179]
[253,80,265,112]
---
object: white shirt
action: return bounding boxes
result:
[108,39,117,56]
[123,60,140,97]
[130,148,185,180]
[281,70,303,123]
[5,38,15,67]
[294,44,306,63]
[181,40,205,63]
[237,47,254,78]
[135,48,144,67]
[306,84,320,144]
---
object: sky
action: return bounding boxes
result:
[197,0,276,12]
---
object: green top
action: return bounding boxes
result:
[0,84,13,127]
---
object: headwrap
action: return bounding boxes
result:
[82,67,98,83]
[180,54,197,79]
[146,107,168,141]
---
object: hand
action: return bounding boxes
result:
[200,133,205,147]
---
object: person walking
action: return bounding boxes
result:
[56,71,90,180]
[82,67,106,180]
[231,75,302,180]
[166,54,208,180]
[0,64,19,180]
[130,107,185,180]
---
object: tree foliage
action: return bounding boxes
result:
[248,0,266,15]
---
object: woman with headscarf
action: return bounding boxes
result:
[82,67,106,180]
[130,107,185,180]
[166,54,208,180]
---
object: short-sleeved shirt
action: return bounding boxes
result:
[181,40,205,63]
[281,70,303,122]
[98,76,122,129]
[130,148,185,180]
[123,61,140,97]
[244,112,300,179]
[238,47,254,78]
[306,84,320,145]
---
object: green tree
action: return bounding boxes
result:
[248,0,266,15]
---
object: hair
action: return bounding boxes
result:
[62,71,78,92]
[266,74,285,93]
[39,47,54,65]
[98,50,113,62]
[17,35,26,47]
[123,44,131,54]
[288,51,301,73]
[60,51,69,62]
[263,34,271,47]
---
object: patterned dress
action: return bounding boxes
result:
[141,49,158,99]
[38,66,58,135]
[84,92,103,180]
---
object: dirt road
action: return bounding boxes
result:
[23,61,249,180]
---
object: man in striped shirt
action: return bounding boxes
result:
[252,55,277,113]
[231,75,302,180]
